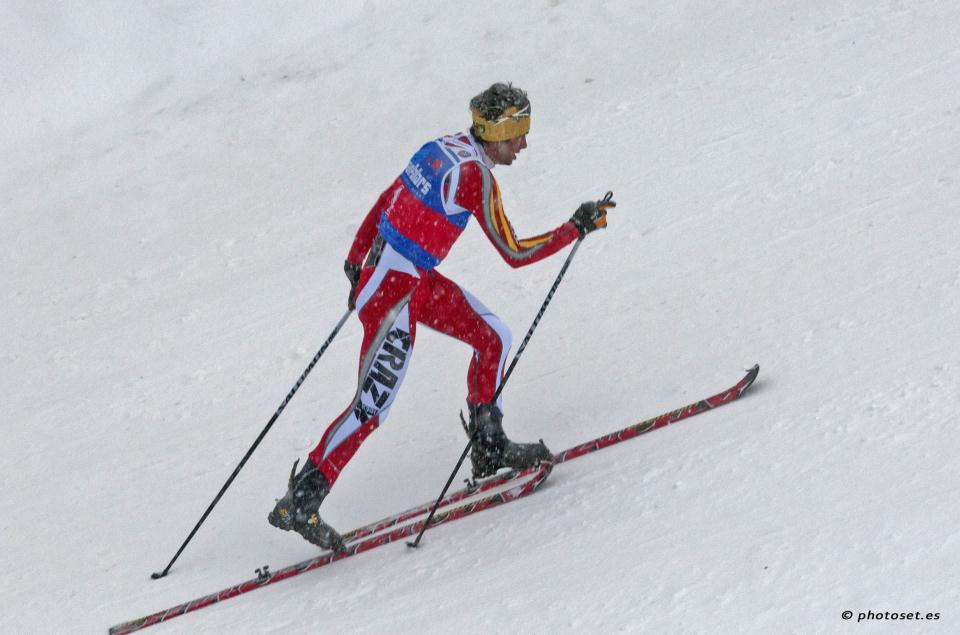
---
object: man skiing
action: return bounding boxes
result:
[269,82,614,551]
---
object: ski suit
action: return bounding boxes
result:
[309,132,580,486]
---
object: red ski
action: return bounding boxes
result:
[109,364,758,634]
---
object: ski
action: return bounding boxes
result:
[109,463,551,635]
[109,364,758,634]
[342,363,760,542]
[554,363,759,465]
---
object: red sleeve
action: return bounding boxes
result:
[346,183,398,265]
[454,161,579,269]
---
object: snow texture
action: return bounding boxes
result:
[2,1,959,633]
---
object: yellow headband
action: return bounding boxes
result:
[471,105,531,142]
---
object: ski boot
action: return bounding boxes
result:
[268,458,346,553]
[466,403,553,480]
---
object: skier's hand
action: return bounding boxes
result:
[344,260,361,310]
[570,191,616,238]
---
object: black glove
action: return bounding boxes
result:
[570,191,616,238]
[344,260,361,310]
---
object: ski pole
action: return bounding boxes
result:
[407,235,587,549]
[151,308,353,579]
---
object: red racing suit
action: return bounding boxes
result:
[308,132,580,486]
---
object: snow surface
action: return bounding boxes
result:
[3,1,959,633]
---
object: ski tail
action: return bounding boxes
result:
[108,463,552,635]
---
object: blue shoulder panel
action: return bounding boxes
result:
[399,141,454,213]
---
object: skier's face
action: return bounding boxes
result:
[486,135,527,166]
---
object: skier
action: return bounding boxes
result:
[269,83,614,551]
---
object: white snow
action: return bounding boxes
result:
[3,1,959,633]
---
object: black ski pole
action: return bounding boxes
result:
[407,235,587,549]
[151,308,353,579]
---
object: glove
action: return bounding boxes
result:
[570,191,616,238]
[344,260,361,310]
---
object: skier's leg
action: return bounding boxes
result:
[270,246,421,547]
[309,261,420,486]
[417,272,551,478]
[415,271,511,407]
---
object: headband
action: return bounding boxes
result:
[471,104,531,142]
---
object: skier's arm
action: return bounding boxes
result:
[343,183,399,309]
[346,185,396,266]
[455,162,580,269]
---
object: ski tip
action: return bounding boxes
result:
[742,364,760,390]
